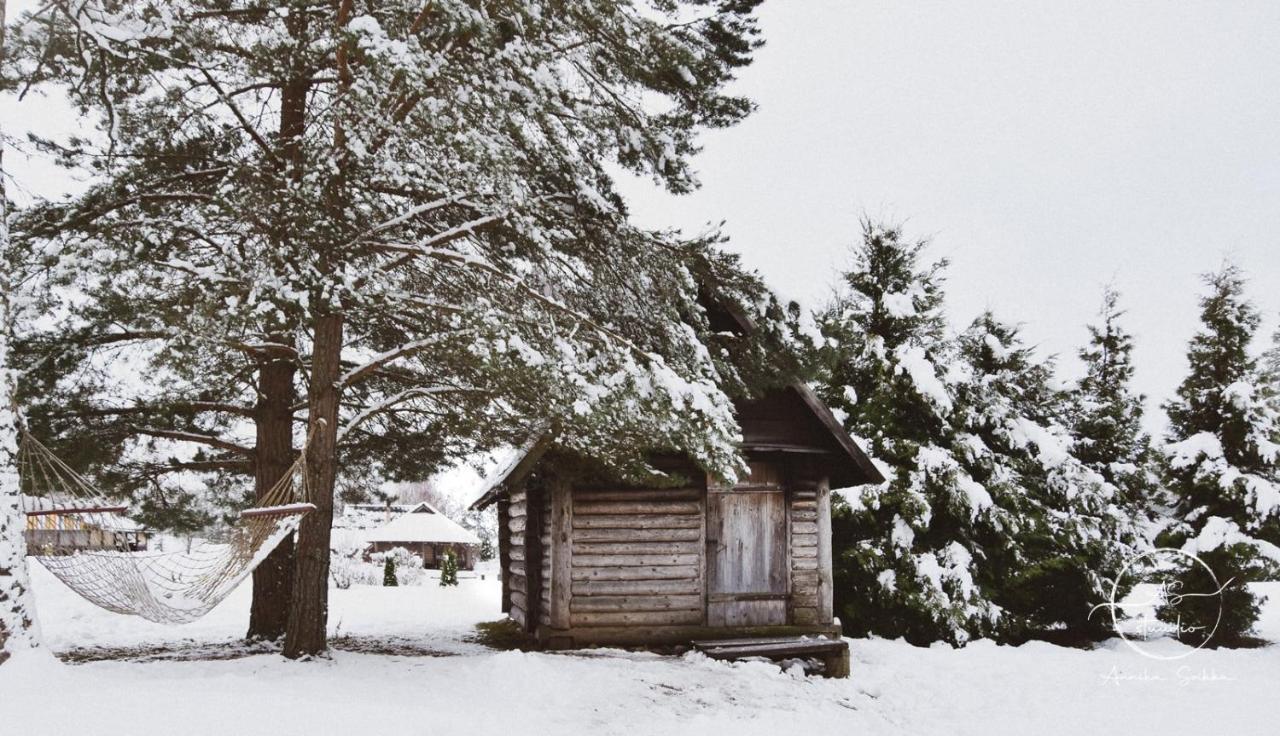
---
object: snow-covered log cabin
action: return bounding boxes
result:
[470,382,883,649]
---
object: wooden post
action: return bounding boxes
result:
[817,476,834,625]
[547,475,572,632]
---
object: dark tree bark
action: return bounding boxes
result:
[247,8,310,641]
[246,353,297,641]
[283,311,343,658]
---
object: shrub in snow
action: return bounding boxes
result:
[383,557,398,587]
[439,551,459,587]
[1157,265,1280,644]
[371,547,424,586]
[330,549,361,590]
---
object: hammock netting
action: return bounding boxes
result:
[17,433,314,624]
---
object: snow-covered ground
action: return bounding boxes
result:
[3,563,1278,735]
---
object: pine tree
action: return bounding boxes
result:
[953,313,1138,643]
[439,551,459,587]
[1159,265,1280,646]
[382,557,398,587]
[1071,288,1156,513]
[819,222,992,644]
[8,0,770,658]
[1261,326,1280,420]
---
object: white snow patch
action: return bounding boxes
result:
[1166,432,1224,468]
[6,567,1280,735]
[894,344,952,413]
[1183,516,1280,564]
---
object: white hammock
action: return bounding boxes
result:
[17,432,314,624]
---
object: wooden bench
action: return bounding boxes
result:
[691,636,850,678]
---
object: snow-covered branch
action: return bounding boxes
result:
[129,427,253,456]
[337,385,473,441]
[337,332,471,389]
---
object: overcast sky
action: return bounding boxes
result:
[618,0,1280,433]
[6,1,1280,437]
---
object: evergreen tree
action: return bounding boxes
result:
[820,223,1134,644]
[1261,325,1280,421]
[953,314,1137,643]
[382,557,398,587]
[1159,265,1280,646]
[1071,288,1157,513]
[439,551,459,587]
[819,223,993,644]
[7,0,770,657]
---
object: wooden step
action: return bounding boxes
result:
[691,635,850,678]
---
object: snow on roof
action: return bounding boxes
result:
[363,502,480,545]
[345,502,417,515]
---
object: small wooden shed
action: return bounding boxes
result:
[364,502,481,570]
[470,384,883,648]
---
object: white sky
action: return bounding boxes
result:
[618,0,1280,432]
[6,0,1280,436]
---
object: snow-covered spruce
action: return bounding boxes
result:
[1158,264,1280,645]
[817,223,1139,644]
[950,313,1140,643]
[817,222,984,643]
[1069,287,1159,517]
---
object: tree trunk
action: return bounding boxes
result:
[0,435,40,665]
[0,0,43,659]
[283,311,343,659]
[246,353,297,641]
[0,319,40,663]
[247,7,310,641]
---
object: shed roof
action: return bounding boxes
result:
[469,384,882,511]
[364,502,481,545]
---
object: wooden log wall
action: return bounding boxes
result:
[817,477,834,624]
[505,488,529,628]
[568,487,706,628]
[537,488,552,628]
[788,482,822,626]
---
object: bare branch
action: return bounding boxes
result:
[197,67,281,166]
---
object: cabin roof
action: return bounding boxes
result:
[364,502,481,545]
[469,384,882,510]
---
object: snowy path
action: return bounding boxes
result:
[2,564,1277,735]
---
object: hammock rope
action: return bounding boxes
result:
[16,431,315,624]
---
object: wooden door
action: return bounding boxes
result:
[707,461,788,626]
